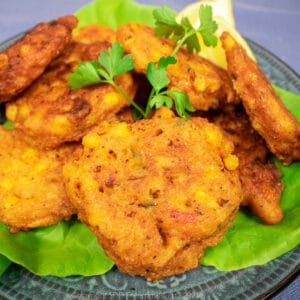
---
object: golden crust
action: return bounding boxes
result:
[117,23,238,111]
[221,31,300,165]
[0,126,81,232]
[63,108,242,280]
[73,24,116,44]
[211,109,283,224]
[6,39,136,149]
[0,15,77,102]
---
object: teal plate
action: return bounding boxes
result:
[0,38,299,299]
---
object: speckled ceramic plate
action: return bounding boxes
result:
[0,37,299,300]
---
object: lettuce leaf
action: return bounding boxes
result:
[202,86,300,270]
[201,85,300,270]
[201,159,300,270]
[75,0,156,30]
[0,222,11,275]
[0,219,113,276]
[0,0,299,277]
[273,85,300,121]
[0,255,11,276]
[0,223,11,276]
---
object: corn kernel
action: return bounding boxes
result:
[103,92,121,106]
[20,44,32,58]
[83,132,102,149]
[3,195,19,209]
[224,154,239,170]
[206,128,222,145]
[194,189,218,209]
[112,122,130,137]
[34,162,47,173]
[6,105,18,122]
[51,115,71,135]
[223,34,235,50]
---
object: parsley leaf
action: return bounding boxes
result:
[180,16,200,53]
[99,42,134,78]
[68,61,101,89]
[2,120,14,130]
[153,6,183,38]
[68,42,135,89]
[153,4,218,54]
[167,90,196,119]
[148,94,173,110]
[146,56,176,92]
[198,5,218,47]
[68,42,145,117]
[145,56,195,119]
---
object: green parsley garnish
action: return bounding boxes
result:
[153,5,218,55]
[2,120,14,130]
[68,5,218,120]
[145,56,195,119]
[68,42,145,117]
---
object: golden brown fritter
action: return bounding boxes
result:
[73,24,116,44]
[0,126,81,232]
[211,109,283,224]
[63,107,242,281]
[117,23,238,111]
[221,31,300,165]
[6,37,136,149]
[0,15,77,103]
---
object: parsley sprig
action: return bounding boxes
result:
[145,56,195,118]
[68,42,146,117]
[153,5,218,55]
[68,5,218,120]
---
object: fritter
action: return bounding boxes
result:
[73,24,116,44]
[0,126,80,233]
[6,31,137,149]
[63,107,243,281]
[0,15,77,102]
[221,31,300,165]
[116,23,238,111]
[211,108,283,224]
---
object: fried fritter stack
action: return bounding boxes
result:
[0,20,136,231]
[0,14,298,281]
[6,25,136,149]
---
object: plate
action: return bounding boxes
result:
[0,36,299,299]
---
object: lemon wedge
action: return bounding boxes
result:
[178,0,256,69]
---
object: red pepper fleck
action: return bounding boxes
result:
[169,209,196,223]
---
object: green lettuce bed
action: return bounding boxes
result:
[0,0,299,276]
